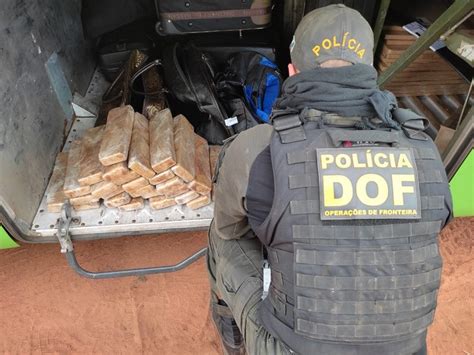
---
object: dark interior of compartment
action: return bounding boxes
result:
[2,0,471,241]
[83,0,471,147]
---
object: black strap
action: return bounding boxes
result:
[393,108,430,141]
[393,108,429,131]
[327,129,400,147]
[129,59,165,96]
[272,112,306,143]
[161,7,271,21]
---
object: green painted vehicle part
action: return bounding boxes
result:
[0,225,19,249]
[373,0,391,53]
[450,149,474,217]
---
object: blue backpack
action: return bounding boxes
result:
[217,52,282,124]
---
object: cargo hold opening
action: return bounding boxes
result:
[0,0,471,243]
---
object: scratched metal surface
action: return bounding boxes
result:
[0,0,94,232]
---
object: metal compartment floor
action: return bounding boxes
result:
[31,70,213,238]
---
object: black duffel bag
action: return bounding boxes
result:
[162,43,282,144]
[162,43,232,144]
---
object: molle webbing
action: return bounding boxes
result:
[257,118,448,350]
[418,170,445,183]
[295,244,439,266]
[289,130,444,342]
[287,146,438,165]
[292,221,442,240]
[294,259,442,279]
[269,285,294,318]
[295,268,441,291]
[297,291,438,315]
[296,311,434,340]
[327,129,400,147]
[290,197,445,215]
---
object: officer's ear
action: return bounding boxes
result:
[288,63,299,76]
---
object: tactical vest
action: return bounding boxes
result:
[254,110,451,355]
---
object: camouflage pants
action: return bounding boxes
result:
[207,221,292,355]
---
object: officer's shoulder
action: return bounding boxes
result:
[241,123,273,136]
[233,124,273,145]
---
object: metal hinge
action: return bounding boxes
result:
[56,202,78,253]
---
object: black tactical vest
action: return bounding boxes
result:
[254,111,452,355]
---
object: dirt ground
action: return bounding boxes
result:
[427,217,474,355]
[0,218,472,354]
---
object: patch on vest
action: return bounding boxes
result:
[316,148,421,220]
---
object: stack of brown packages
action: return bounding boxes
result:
[47,105,220,213]
[378,26,469,97]
[377,26,472,152]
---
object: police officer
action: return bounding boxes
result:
[207,4,452,355]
